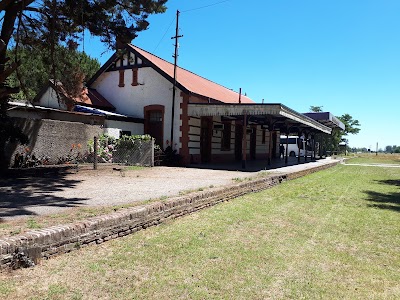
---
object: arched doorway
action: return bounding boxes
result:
[144,105,164,148]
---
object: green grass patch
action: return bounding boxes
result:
[26,218,42,229]
[124,165,145,171]
[346,153,400,164]
[2,163,399,299]
[0,281,15,296]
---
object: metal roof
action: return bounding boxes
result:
[303,112,345,130]
[188,103,332,134]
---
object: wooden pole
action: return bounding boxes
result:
[285,131,289,164]
[304,133,308,162]
[93,136,98,170]
[151,138,155,167]
[170,10,183,149]
[267,128,272,166]
[297,131,301,163]
[242,113,247,169]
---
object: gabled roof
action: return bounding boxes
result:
[84,88,115,111]
[34,80,115,111]
[88,44,254,104]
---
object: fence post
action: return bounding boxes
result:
[151,138,155,167]
[93,136,98,170]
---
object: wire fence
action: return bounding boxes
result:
[92,135,154,167]
[10,135,155,169]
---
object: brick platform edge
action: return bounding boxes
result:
[0,161,339,270]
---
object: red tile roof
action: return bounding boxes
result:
[128,44,255,104]
[45,80,115,111]
[81,88,115,110]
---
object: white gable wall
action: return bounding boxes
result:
[37,86,67,110]
[91,66,183,150]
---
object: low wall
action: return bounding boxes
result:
[7,118,102,167]
[0,160,339,270]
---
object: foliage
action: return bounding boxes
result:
[114,134,153,164]
[309,105,323,112]
[87,134,116,163]
[339,113,361,135]
[385,145,400,153]
[0,0,168,169]
[88,134,153,164]
[309,106,361,153]
[7,46,100,101]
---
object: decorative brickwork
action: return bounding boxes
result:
[179,92,190,164]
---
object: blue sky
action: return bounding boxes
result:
[85,0,400,150]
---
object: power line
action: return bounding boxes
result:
[153,17,176,54]
[152,0,230,53]
[182,0,231,13]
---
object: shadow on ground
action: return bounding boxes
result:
[0,168,88,221]
[363,179,400,213]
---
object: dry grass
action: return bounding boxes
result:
[0,201,151,239]
[346,153,400,164]
[1,162,399,299]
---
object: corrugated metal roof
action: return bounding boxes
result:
[128,44,254,104]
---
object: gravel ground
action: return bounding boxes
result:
[0,158,339,221]
[0,166,253,220]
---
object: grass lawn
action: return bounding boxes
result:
[1,163,399,299]
[345,153,400,165]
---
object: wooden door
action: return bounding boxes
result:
[146,110,163,148]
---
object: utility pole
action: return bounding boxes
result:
[170,10,183,148]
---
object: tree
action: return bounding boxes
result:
[385,145,393,153]
[339,113,361,135]
[309,106,361,154]
[0,0,168,169]
[8,45,100,101]
[309,105,323,112]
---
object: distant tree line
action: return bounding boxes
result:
[384,145,400,153]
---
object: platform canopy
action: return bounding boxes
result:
[303,112,345,130]
[188,103,332,135]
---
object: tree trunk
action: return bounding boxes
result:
[0,7,19,170]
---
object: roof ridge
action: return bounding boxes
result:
[128,44,248,99]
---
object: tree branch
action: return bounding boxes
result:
[0,61,19,82]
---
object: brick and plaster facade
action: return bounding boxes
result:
[86,44,290,165]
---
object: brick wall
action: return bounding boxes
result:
[0,161,339,270]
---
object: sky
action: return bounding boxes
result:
[83,0,400,150]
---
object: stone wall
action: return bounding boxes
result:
[7,118,103,166]
[0,160,339,270]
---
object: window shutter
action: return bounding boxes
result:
[132,68,138,86]
[119,70,125,87]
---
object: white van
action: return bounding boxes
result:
[279,135,314,157]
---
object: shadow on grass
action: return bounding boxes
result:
[363,179,400,213]
[0,168,87,221]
